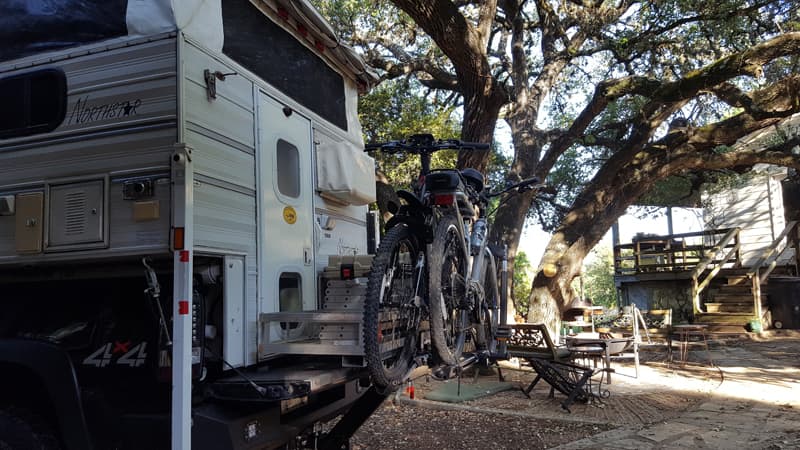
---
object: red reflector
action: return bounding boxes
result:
[179,250,190,262]
[277,6,289,20]
[433,194,455,206]
[178,301,190,315]
[315,40,325,52]
[173,227,185,250]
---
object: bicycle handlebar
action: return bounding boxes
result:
[365,133,490,154]
[487,176,543,198]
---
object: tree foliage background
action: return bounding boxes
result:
[581,247,617,309]
[313,0,800,324]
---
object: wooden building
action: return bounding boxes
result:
[614,114,800,333]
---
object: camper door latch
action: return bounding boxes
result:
[204,69,238,101]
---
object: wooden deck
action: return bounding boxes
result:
[614,224,800,332]
[614,228,741,276]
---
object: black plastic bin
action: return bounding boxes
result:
[768,277,800,329]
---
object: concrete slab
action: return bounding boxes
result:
[637,422,702,442]
[423,380,515,403]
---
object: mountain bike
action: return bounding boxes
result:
[362,134,540,388]
[361,134,485,388]
[426,162,540,376]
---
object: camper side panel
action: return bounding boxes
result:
[0,37,178,264]
[182,41,258,365]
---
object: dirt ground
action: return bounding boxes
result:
[340,332,800,449]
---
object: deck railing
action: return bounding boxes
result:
[614,228,742,276]
[689,227,741,314]
[746,220,799,321]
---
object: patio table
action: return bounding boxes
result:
[669,324,714,367]
[565,336,635,384]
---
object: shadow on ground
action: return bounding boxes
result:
[348,332,800,449]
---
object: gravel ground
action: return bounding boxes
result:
[350,401,614,449]
[328,334,800,449]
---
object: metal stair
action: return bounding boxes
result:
[258,256,372,367]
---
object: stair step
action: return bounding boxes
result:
[711,293,753,300]
[710,298,755,304]
[695,313,754,324]
[716,285,753,293]
[706,300,755,306]
[259,310,365,358]
[724,275,750,285]
[719,267,750,276]
[705,325,751,334]
[706,303,753,314]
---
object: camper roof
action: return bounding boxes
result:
[0,0,377,89]
[251,0,379,90]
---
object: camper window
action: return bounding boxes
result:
[279,273,302,313]
[0,69,67,139]
[277,139,301,199]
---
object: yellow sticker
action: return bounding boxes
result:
[283,206,297,224]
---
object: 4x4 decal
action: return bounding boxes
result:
[83,341,148,368]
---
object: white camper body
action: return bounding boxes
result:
[0,1,379,449]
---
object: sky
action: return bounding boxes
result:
[493,116,708,269]
[518,207,706,268]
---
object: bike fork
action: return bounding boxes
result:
[413,251,425,308]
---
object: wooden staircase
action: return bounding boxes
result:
[695,270,768,333]
[692,221,798,334]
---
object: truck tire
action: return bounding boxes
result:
[0,407,61,450]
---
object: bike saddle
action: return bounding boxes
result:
[460,168,484,193]
[425,170,462,191]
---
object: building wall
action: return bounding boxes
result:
[619,280,693,324]
[704,167,790,267]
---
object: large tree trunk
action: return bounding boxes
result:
[391,0,504,172]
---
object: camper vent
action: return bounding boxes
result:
[64,192,87,235]
[48,180,105,249]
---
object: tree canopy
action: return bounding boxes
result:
[314,0,800,322]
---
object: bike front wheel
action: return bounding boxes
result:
[428,213,470,366]
[363,224,423,389]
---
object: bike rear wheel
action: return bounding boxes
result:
[363,224,423,389]
[428,214,469,366]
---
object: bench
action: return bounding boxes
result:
[499,323,609,412]
[522,358,604,413]
[504,323,572,361]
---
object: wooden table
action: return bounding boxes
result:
[669,324,714,367]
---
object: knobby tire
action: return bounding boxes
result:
[363,225,422,389]
[428,214,469,366]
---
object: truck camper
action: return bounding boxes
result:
[0,0,382,448]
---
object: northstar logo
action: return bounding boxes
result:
[67,95,142,125]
